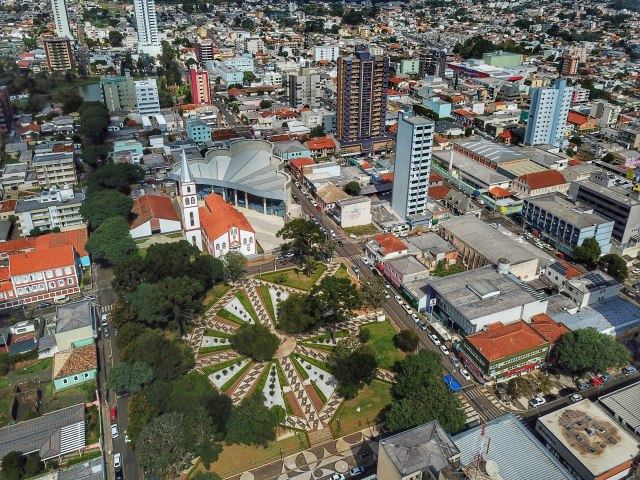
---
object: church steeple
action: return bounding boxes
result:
[178,150,202,251]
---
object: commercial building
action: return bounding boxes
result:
[536,400,638,480]
[459,321,549,383]
[195,39,214,63]
[50,0,72,40]
[419,49,447,78]
[453,415,573,480]
[333,196,372,228]
[0,244,82,308]
[510,169,569,198]
[384,255,430,289]
[186,118,212,143]
[452,139,528,171]
[214,64,243,85]
[32,152,77,187]
[189,68,211,105]
[425,268,548,334]
[134,78,161,115]
[100,75,137,112]
[377,421,460,480]
[43,38,73,72]
[568,172,640,246]
[438,216,548,281]
[313,44,340,63]
[599,381,640,436]
[563,270,619,310]
[391,112,435,222]
[483,51,522,67]
[551,296,640,338]
[0,86,13,134]
[365,233,409,267]
[525,79,573,146]
[169,140,290,217]
[15,188,85,236]
[336,45,392,156]
[288,67,322,109]
[133,0,161,56]
[522,194,614,256]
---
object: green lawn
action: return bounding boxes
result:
[361,321,405,370]
[216,309,246,326]
[311,380,327,403]
[290,355,309,380]
[334,263,351,281]
[204,283,232,311]
[255,361,273,394]
[305,330,349,343]
[0,378,10,388]
[275,360,288,388]
[221,361,252,392]
[260,285,276,320]
[203,329,233,339]
[257,264,328,291]
[295,353,332,373]
[15,357,52,376]
[343,224,378,236]
[432,263,465,277]
[201,357,246,376]
[330,380,393,437]
[236,290,259,321]
[198,345,232,355]
[301,342,335,352]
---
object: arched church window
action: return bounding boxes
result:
[190,212,195,227]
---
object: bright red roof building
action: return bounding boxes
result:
[199,193,254,242]
[9,245,76,276]
[466,321,548,363]
[305,137,336,150]
[373,233,408,256]
[517,170,568,190]
[428,185,450,200]
[530,314,571,347]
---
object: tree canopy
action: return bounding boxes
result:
[360,277,387,309]
[85,216,137,265]
[599,253,628,282]
[136,413,189,478]
[394,330,420,352]
[276,292,317,333]
[309,276,363,327]
[331,342,378,399]
[79,101,110,144]
[343,181,361,196]
[80,189,133,229]
[87,162,145,195]
[386,350,466,434]
[222,251,248,284]
[276,218,326,259]
[573,237,601,265]
[230,323,279,361]
[107,361,154,394]
[225,393,280,446]
[556,328,630,374]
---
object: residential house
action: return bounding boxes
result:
[304,137,336,159]
[315,184,350,210]
[130,194,181,239]
[273,140,311,162]
[365,233,409,268]
[39,298,97,358]
[52,344,97,390]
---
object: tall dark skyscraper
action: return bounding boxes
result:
[336,45,392,156]
[419,49,447,78]
[0,86,12,134]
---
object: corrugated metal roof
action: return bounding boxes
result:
[599,381,640,432]
[453,414,573,480]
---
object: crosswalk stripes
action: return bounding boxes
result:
[100,304,113,315]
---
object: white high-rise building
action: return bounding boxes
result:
[134,78,161,115]
[51,0,72,40]
[524,78,573,147]
[134,0,162,57]
[313,45,340,63]
[391,111,435,221]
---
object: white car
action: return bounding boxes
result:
[428,334,441,346]
[113,453,121,468]
[101,313,109,327]
[329,229,336,237]
[360,256,369,265]
[124,433,131,443]
[569,393,583,403]
[633,268,640,275]
[349,466,364,476]
[111,424,119,439]
[440,345,450,355]
[383,291,390,299]
[330,475,345,480]
[394,295,402,304]
[529,396,546,408]
[411,313,420,323]
[460,368,471,381]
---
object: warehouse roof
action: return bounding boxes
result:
[599,381,640,434]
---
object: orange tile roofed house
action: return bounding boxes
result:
[130,194,181,239]
[488,186,512,198]
[372,233,408,257]
[428,185,451,200]
[511,169,569,198]
[530,313,570,347]
[460,321,550,383]
[9,245,76,277]
[199,193,256,259]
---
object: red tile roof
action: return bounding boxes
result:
[374,233,408,256]
[305,137,336,150]
[488,186,512,198]
[529,314,570,346]
[428,185,450,200]
[498,130,513,139]
[378,173,394,183]
[9,245,76,276]
[290,157,315,169]
[429,173,443,183]
[568,159,582,166]
[131,194,179,230]
[466,321,548,362]
[518,170,567,190]
[0,200,16,214]
[34,228,89,258]
[200,193,254,242]
[53,344,97,379]
[0,238,35,257]
[549,260,582,279]
[361,162,373,169]
[567,111,590,125]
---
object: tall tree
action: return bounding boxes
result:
[386,350,466,434]
[80,189,133,229]
[599,253,628,282]
[394,330,420,352]
[309,276,362,327]
[87,163,145,195]
[231,323,279,361]
[137,413,189,478]
[360,277,387,309]
[331,344,378,399]
[107,361,154,393]
[343,181,361,196]
[122,330,194,382]
[222,251,248,284]
[573,237,601,265]
[276,292,317,333]
[85,216,137,265]
[225,393,279,446]
[127,392,158,445]
[276,218,325,259]
[556,328,630,374]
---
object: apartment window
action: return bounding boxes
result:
[49,281,55,289]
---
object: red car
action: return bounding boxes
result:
[110,407,117,421]
[591,377,603,387]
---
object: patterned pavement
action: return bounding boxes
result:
[279,356,322,430]
[230,362,267,404]
[195,349,241,368]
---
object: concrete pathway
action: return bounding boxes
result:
[279,356,322,430]
[196,349,241,369]
[241,279,276,330]
[230,362,267,404]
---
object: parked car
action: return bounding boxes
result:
[394,295,402,304]
[633,268,640,274]
[383,291,390,299]
[101,314,109,327]
[37,302,52,309]
[411,313,420,323]
[115,469,123,480]
[361,256,369,265]
[111,424,119,439]
[529,396,546,408]
[577,382,590,390]
[417,321,427,331]
[591,377,604,387]
[439,345,450,355]
[329,229,336,237]
[622,366,637,375]
[600,374,613,382]
[450,356,460,367]
[460,368,471,381]
[114,453,121,468]
[569,393,583,403]
[330,475,345,480]
[349,466,364,476]
[103,325,110,338]
[428,334,441,346]
[337,240,344,247]
[110,407,117,421]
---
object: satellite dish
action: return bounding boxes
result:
[484,460,500,479]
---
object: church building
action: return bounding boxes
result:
[179,152,256,258]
